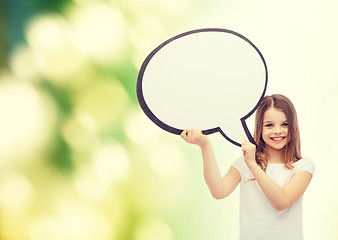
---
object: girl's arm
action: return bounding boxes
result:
[241,140,313,211]
[181,129,240,199]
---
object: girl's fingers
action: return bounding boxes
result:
[181,129,206,146]
[181,130,187,140]
[241,140,255,149]
[181,129,190,141]
[181,129,201,144]
[186,129,192,142]
[241,140,252,154]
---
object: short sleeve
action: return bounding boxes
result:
[293,158,315,176]
[231,156,245,173]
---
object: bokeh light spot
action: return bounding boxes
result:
[124,109,160,145]
[73,168,109,202]
[25,14,87,82]
[93,142,130,183]
[28,217,65,240]
[10,46,39,80]
[134,217,174,240]
[61,111,98,152]
[130,15,165,68]
[55,201,113,240]
[68,2,126,64]
[0,79,56,164]
[74,78,129,130]
[0,174,34,213]
[147,142,186,178]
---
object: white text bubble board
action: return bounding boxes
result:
[137,28,268,147]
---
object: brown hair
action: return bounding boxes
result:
[254,94,302,171]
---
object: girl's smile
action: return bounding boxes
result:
[270,136,286,142]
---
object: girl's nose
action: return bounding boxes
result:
[273,126,282,134]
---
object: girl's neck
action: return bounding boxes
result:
[266,147,284,164]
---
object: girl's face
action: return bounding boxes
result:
[262,107,289,151]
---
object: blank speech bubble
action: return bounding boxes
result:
[137,28,268,147]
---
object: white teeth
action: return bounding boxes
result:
[272,137,284,140]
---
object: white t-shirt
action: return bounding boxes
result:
[231,157,315,240]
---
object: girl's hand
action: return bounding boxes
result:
[241,140,257,168]
[181,129,209,148]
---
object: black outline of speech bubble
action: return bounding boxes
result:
[137,28,268,147]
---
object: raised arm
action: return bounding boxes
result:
[181,129,240,199]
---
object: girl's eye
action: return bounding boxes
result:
[282,123,289,127]
[265,124,273,127]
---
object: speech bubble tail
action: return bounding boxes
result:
[218,119,256,147]
[241,119,257,148]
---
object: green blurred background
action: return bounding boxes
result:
[0,0,337,239]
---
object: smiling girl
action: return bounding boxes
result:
[181,94,315,240]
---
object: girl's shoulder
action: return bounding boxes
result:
[231,156,315,175]
[293,158,315,175]
[231,156,245,172]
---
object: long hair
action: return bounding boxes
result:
[254,94,302,171]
